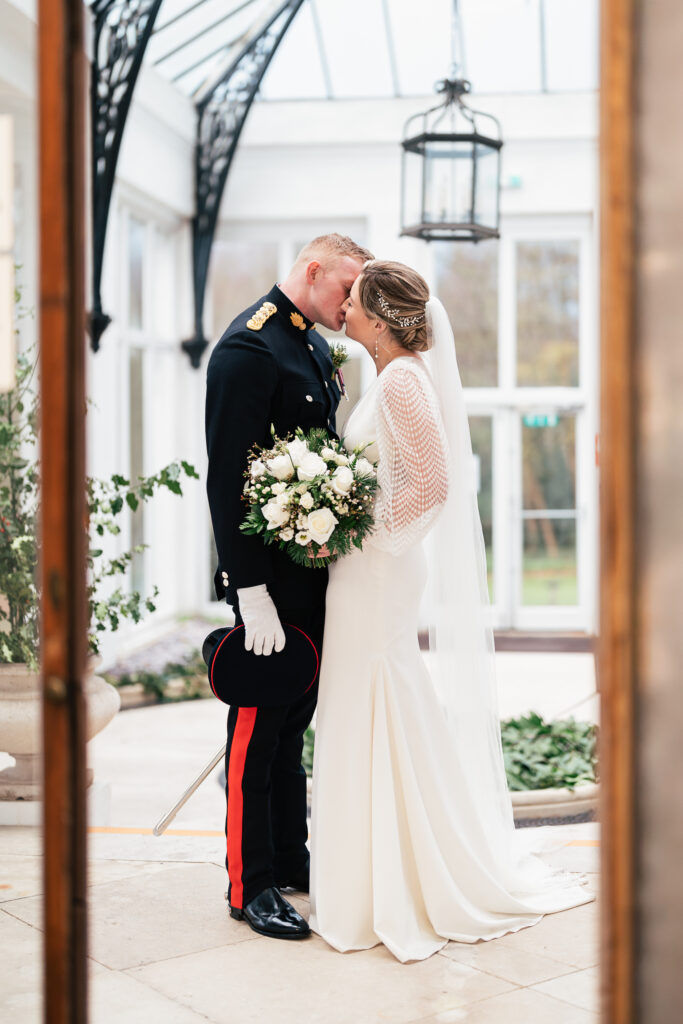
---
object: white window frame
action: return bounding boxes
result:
[459,213,598,632]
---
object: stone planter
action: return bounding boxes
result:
[511,781,599,822]
[115,675,212,710]
[0,659,121,800]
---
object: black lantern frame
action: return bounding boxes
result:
[400,78,502,243]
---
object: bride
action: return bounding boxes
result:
[309,259,593,963]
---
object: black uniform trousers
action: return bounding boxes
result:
[224,602,324,909]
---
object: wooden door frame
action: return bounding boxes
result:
[39,0,89,1021]
[598,0,637,1021]
[33,0,637,1020]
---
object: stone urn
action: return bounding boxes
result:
[0,658,120,800]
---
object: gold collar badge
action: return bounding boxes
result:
[290,312,307,331]
[247,301,277,331]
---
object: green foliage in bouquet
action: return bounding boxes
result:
[0,285,199,667]
[240,426,378,569]
[501,712,598,791]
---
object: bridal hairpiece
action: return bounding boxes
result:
[375,289,426,328]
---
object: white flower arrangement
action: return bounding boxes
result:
[240,426,378,567]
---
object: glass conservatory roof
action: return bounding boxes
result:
[144,0,598,101]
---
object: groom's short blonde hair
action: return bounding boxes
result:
[295,233,374,270]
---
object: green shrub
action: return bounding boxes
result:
[501,711,598,791]
[105,649,209,704]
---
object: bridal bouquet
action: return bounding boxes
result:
[240,427,378,567]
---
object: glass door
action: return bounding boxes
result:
[509,224,596,631]
[435,215,597,632]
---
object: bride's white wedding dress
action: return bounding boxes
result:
[309,351,592,963]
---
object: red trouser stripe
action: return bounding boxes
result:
[226,706,258,909]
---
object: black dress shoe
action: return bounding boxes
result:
[229,886,310,940]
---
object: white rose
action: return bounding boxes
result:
[355,457,375,477]
[271,481,287,494]
[262,500,290,530]
[331,465,354,495]
[267,454,295,481]
[250,459,266,478]
[286,438,309,467]
[307,508,338,545]
[299,491,314,510]
[275,491,291,507]
[297,451,328,481]
[295,531,311,546]
[321,446,337,461]
[280,527,294,541]
[333,453,350,466]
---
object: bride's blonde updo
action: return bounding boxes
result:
[358,260,431,352]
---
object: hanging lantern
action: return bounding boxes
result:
[400,76,502,243]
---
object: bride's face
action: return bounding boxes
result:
[342,276,383,353]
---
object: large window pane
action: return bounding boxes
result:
[435,241,498,387]
[128,216,145,330]
[336,356,363,438]
[470,416,494,601]
[516,239,579,386]
[210,240,279,339]
[522,517,577,605]
[208,523,219,603]
[129,348,145,595]
[522,414,575,511]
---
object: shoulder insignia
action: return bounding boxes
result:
[290,312,306,331]
[247,301,277,331]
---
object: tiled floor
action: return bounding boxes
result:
[0,653,600,1023]
[0,831,598,1024]
[0,825,600,1023]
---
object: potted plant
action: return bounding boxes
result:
[0,290,198,799]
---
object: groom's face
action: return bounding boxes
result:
[307,256,365,332]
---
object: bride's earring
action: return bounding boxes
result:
[374,338,379,361]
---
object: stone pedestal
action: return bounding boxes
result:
[0,660,120,801]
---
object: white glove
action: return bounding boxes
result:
[236,584,286,657]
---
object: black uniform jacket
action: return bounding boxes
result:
[205,284,342,610]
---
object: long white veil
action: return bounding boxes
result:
[423,296,582,896]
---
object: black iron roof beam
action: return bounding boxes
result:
[89,0,165,351]
[171,29,246,84]
[153,0,259,67]
[181,0,305,368]
[152,0,213,36]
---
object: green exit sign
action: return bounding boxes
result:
[523,413,559,428]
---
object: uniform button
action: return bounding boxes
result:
[324,381,328,389]
[308,344,314,351]
[305,395,313,402]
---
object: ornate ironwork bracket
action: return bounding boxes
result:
[181,0,305,368]
[89,0,164,351]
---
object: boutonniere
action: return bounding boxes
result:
[328,341,349,401]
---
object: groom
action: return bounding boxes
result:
[205,233,373,940]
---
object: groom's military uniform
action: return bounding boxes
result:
[205,284,341,910]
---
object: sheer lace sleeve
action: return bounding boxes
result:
[368,360,449,555]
